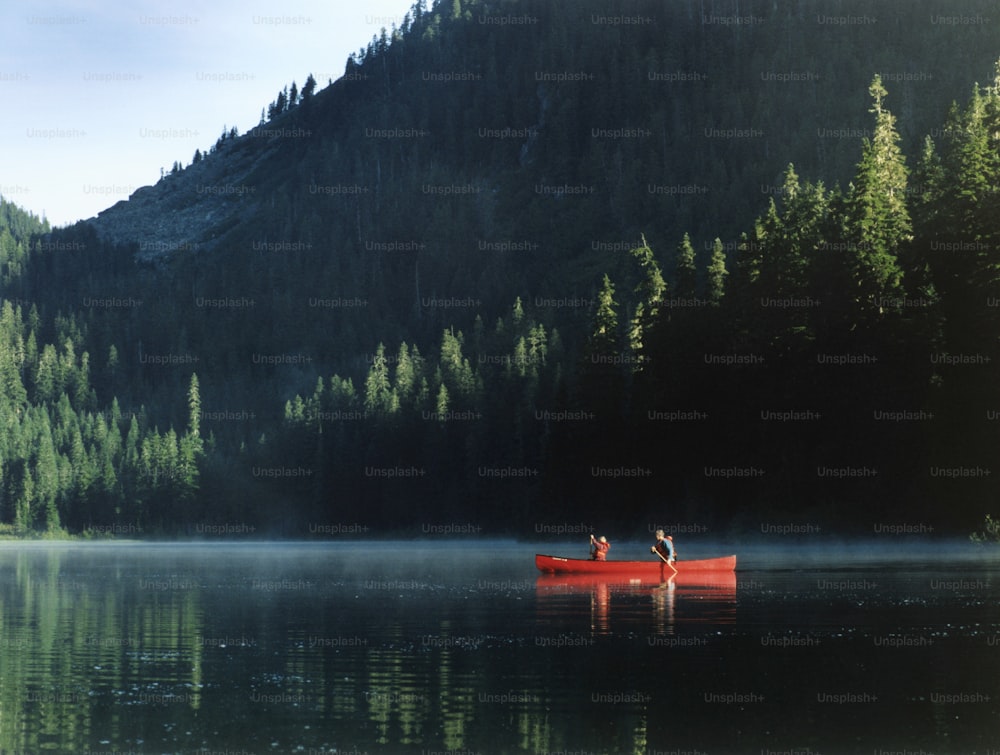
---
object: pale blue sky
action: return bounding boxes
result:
[0,0,414,226]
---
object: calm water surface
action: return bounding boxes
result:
[0,540,997,754]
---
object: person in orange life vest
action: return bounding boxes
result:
[590,533,610,561]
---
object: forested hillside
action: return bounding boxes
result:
[0,200,203,535]
[3,0,1000,536]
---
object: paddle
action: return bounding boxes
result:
[652,546,678,574]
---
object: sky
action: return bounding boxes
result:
[0,0,415,227]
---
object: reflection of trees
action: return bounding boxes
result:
[517,708,553,753]
[0,548,204,753]
[365,645,431,745]
[437,643,476,750]
[0,549,736,754]
[303,617,477,750]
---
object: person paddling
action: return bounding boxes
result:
[651,529,677,573]
[590,534,610,561]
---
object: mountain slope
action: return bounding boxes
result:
[87,0,1000,294]
[5,0,1000,535]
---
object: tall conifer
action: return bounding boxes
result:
[844,75,911,318]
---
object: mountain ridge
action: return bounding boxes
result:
[77,0,1000,282]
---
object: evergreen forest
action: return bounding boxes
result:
[3,0,1000,538]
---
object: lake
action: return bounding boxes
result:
[0,540,997,754]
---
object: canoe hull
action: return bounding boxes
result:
[535,553,736,575]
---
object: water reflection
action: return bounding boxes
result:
[0,542,995,753]
[0,546,205,753]
[651,578,675,633]
[535,571,737,635]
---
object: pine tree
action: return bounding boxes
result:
[627,236,666,370]
[675,232,697,300]
[70,426,92,506]
[302,74,317,99]
[439,328,476,402]
[14,467,33,533]
[769,165,813,294]
[511,297,525,330]
[513,337,529,378]
[844,75,911,319]
[589,274,619,361]
[285,395,305,424]
[35,423,61,531]
[435,383,449,421]
[394,342,416,405]
[911,135,944,232]
[527,323,547,369]
[707,237,728,305]
[916,79,1000,352]
[329,375,358,413]
[75,350,91,409]
[364,343,393,415]
[0,337,27,408]
[187,373,201,439]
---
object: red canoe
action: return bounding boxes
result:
[535,553,736,575]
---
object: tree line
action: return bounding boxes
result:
[1,199,202,534]
[270,70,1000,534]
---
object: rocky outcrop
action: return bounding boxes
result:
[85,134,278,262]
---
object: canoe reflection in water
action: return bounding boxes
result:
[535,570,736,635]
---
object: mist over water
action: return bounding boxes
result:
[531,535,1000,569]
